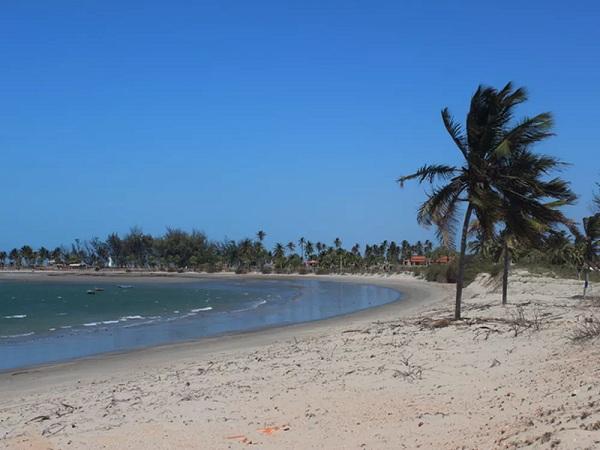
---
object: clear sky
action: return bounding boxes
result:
[2,0,599,251]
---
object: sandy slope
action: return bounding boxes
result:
[2,272,600,449]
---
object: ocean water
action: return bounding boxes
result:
[0,278,401,370]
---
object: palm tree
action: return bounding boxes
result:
[399,82,557,319]
[286,241,296,256]
[423,240,433,257]
[333,238,343,271]
[400,240,411,262]
[9,248,20,268]
[256,230,266,242]
[334,237,342,249]
[305,241,314,259]
[298,237,306,262]
[494,147,576,304]
[577,214,600,297]
[38,247,50,266]
[20,245,34,268]
[0,250,6,268]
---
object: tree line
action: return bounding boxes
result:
[0,228,445,274]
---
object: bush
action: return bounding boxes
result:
[261,266,273,274]
[297,267,309,275]
[571,317,600,341]
[424,264,453,283]
[235,267,248,275]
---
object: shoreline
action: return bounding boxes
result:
[0,272,450,392]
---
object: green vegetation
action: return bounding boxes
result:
[0,232,448,275]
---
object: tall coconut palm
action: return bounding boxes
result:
[399,82,557,319]
[256,230,266,243]
[494,147,576,304]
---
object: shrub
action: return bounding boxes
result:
[235,267,248,275]
[261,266,273,274]
[571,317,600,341]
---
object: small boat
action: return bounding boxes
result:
[86,290,96,295]
[117,285,133,289]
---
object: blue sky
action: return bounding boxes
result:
[1,0,599,251]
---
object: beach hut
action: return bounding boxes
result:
[409,255,427,266]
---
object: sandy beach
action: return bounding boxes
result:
[2,271,600,449]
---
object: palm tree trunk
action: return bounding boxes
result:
[502,240,509,305]
[455,203,473,320]
[584,268,589,298]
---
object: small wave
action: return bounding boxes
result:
[83,322,99,327]
[191,307,213,313]
[122,320,156,328]
[60,325,72,329]
[4,315,27,319]
[231,299,267,313]
[1,332,35,338]
[102,320,120,325]
[120,315,145,321]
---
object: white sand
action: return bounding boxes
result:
[1,271,600,449]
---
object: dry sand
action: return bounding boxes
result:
[1,271,600,449]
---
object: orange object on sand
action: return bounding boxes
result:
[258,424,290,435]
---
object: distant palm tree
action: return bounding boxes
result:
[272,243,285,269]
[38,247,50,266]
[334,237,342,249]
[286,242,296,256]
[256,230,266,242]
[577,214,600,297]
[298,237,306,262]
[20,245,34,268]
[9,248,20,268]
[423,240,433,257]
[305,241,314,259]
[316,242,325,255]
[0,250,6,268]
[400,82,558,319]
[400,240,411,261]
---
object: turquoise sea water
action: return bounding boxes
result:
[0,278,401,371]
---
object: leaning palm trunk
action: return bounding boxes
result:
[583,268,590,298]
[502,240,510,305]
[455,204,473,320]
